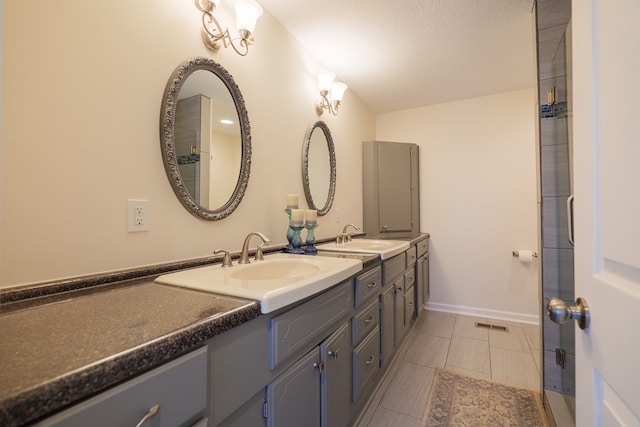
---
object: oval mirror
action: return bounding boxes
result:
[302,121,336,216]
[160,57,251,220]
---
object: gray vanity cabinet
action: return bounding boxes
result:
[35,347,208,427]
[415,238,430,316]
[266,348,321,427]
[266,320,352,427]
[321,321,352,427]
[363,140,420,237]
[393,275,407,348]
[380,285,395,367]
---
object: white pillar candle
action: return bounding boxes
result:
[290,209,304,225]
[286,194,299,209]
[305,209,317,224]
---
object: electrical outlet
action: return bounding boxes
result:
[128,199,150,232]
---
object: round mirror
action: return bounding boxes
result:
[302,121,336,216]
[160,57,251,220]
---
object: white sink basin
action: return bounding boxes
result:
[230,259,320,281]
[315,239,410,260]
[155,253,362,313]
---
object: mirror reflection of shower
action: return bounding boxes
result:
[175,70,242,211]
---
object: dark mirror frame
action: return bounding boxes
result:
[302,120,336,216]
[160,56,251,220]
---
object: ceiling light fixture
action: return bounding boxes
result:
[315,72,347,116]
[195,0,263,57]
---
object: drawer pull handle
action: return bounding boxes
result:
[364,316,374,324]
[328,350,339,360]
[367,282,377,289]
[135,404,159,427]
[365,355,375,365]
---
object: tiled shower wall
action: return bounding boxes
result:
[536,0,575,395]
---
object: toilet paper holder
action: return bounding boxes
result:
[512,250,539,258]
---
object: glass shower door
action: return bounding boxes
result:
[536,0,576,424]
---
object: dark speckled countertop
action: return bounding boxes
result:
[0,278,260,426]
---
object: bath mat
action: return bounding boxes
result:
[422,369,548,427]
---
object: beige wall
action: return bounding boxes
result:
[377,89,540,322]
[1,0,375,287]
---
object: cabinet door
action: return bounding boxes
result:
[377,142,414,233]
[393,276,405,348]
[422,253,430,305]
[380,286,395,367]
[416,257,424,318]
[321,322,351,427]
[266,349,321,427]
[404,285,415,326]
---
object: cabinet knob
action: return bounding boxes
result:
[365,355,375,365]
[364,316,374,324]
[135,404,159,427]
[328,350,339,360]
[313,361,326,372]
[367,282,377,289]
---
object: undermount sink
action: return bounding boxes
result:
[155,253,362,313]
[315,239,410,260]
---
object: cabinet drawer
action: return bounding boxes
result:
[355,266,382,308]
[352,298,379,346]
[271,280,353,370]
[405,247,417,267]
[36,347,207,427]
[352,327,380,402]
[416,239,429,258]
[404,268,415,289]
[404,285,415,325]
[383,253,405,284]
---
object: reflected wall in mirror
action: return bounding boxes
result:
[302,121,336,216]
[160,57,251,220]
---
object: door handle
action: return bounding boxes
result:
[567,195,575,246]
[547,297,590,330]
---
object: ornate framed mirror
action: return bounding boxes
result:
[302,121,336,216]
[160,57,251,220]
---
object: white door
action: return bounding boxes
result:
[572,0,640,425]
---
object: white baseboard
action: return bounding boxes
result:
[424,302,540,325]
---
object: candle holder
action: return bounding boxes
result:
[304,223,318,254]
[283,208,295,253]
[289,224,306,254]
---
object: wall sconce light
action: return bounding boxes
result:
[315,72,348,116]
[195,0,263,57]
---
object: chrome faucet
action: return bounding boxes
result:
[337,223,360,244]
[239,232,271,264]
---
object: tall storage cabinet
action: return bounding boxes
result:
[362,141,420,237]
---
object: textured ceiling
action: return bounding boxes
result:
[258,0,536,113]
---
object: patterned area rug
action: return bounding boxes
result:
[423,369,548,427]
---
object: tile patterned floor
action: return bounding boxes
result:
[358,310,541,427]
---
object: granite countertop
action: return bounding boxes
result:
[0,279,260,426]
